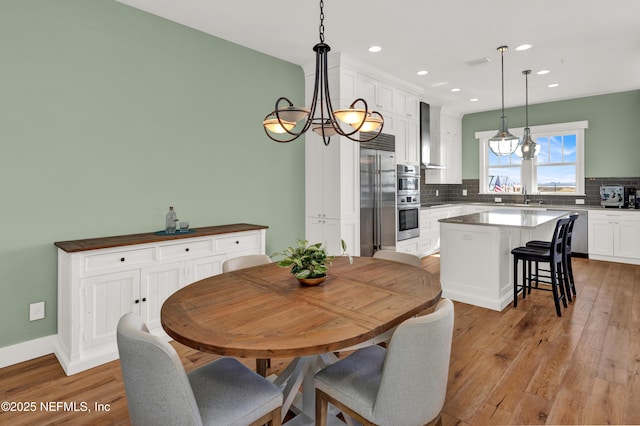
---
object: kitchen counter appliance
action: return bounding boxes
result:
[600,185,635,208]
[360,133,396,256]
[397,164,420,241]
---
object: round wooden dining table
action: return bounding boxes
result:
[161,255,441,424]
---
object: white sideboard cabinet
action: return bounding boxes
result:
[54,224,267,375]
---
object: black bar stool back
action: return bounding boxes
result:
[511,217,571,317]
[526,214,578,301]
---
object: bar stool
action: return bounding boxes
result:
[525,214,578,301]
[511,217,570,317]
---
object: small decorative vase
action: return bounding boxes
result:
[297,275,326,286]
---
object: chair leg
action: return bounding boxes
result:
[256,359,269,377]
[567,254,577,297]
[522,259,528,300]
[562,253,573,303]
[315,390,328,426]
[249,406,281,426]
[526,260,532,294]
[513,256,519,307]
[556,261,568,309]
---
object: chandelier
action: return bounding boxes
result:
[262,0,383,145]
[488,46,520,156]
[516,70,540,159]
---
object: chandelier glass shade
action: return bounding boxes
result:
[488,46,520,156]
[262,1,383,145]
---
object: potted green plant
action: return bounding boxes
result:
[272,239,350,286]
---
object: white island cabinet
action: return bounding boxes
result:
[54,224,267,375]
[439,209,571,311]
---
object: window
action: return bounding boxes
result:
[476,121,587,195]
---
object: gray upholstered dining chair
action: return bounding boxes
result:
[222,253,273,376]
[315,298,454,426]
[117,313,283,426]
[222,254,271,273]
[373,249,422,268]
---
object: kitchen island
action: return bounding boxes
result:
[439,208,572,311]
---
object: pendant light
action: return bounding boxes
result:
[262,0,383,145]
[488,46,520,156]
[516,70,540,159]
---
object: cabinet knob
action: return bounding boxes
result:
[185,248,189,252]
[134,299,140,304]
[235,240,239,244]
[120,257,125,262]
[142,297,147,302]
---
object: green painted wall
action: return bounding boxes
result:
[462,90,640,179]
[0,1,305,347]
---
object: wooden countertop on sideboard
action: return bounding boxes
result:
[54,223,269,253]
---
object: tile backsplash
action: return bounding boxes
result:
[421,176,640,207]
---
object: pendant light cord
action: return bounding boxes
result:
[499,46,506,117]
[525,71,529,126]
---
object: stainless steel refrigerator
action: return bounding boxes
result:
[360,133,396,257]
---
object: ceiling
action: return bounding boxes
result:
[116,0,640,116]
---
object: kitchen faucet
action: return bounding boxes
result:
[523,185,530,204]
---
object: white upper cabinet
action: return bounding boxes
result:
[395,90,419,119]
[357,73,395,114]
[356,72,421,166]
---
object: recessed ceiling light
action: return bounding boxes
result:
[451,88,461,92]
[417,70,428,76]
[368,45,382,53]
[515,44,533,51]
[470,98,479,102]
[548,83,560,88]
[537,70,550,75]
[431,82,448,87]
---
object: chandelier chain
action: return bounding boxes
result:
[319,0,325,43]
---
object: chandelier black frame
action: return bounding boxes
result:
[262,0,384,145]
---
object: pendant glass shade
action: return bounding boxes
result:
[262,1,383,145]
[516,127,540,159]
[489,116,520,156]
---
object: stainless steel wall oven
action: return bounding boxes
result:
[396,164,420,241]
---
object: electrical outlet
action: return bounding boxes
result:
[30,302,45,321]
[462,189,468,196]
[494,197,502,203]
[575,199,585,205]
[435,190,439,197]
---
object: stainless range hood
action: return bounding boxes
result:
[420,102,446,169]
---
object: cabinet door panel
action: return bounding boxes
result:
[191,255,225,282]
[588,220,614,256]
[84,270,140,349]
[615,221,640,258]
[142,262,184,330]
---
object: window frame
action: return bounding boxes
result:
[476,120,588,196]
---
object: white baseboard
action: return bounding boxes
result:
[0,335,57,369]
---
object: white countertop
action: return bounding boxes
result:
[439,208,573,228]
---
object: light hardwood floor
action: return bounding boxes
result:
[1,256,638,425]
